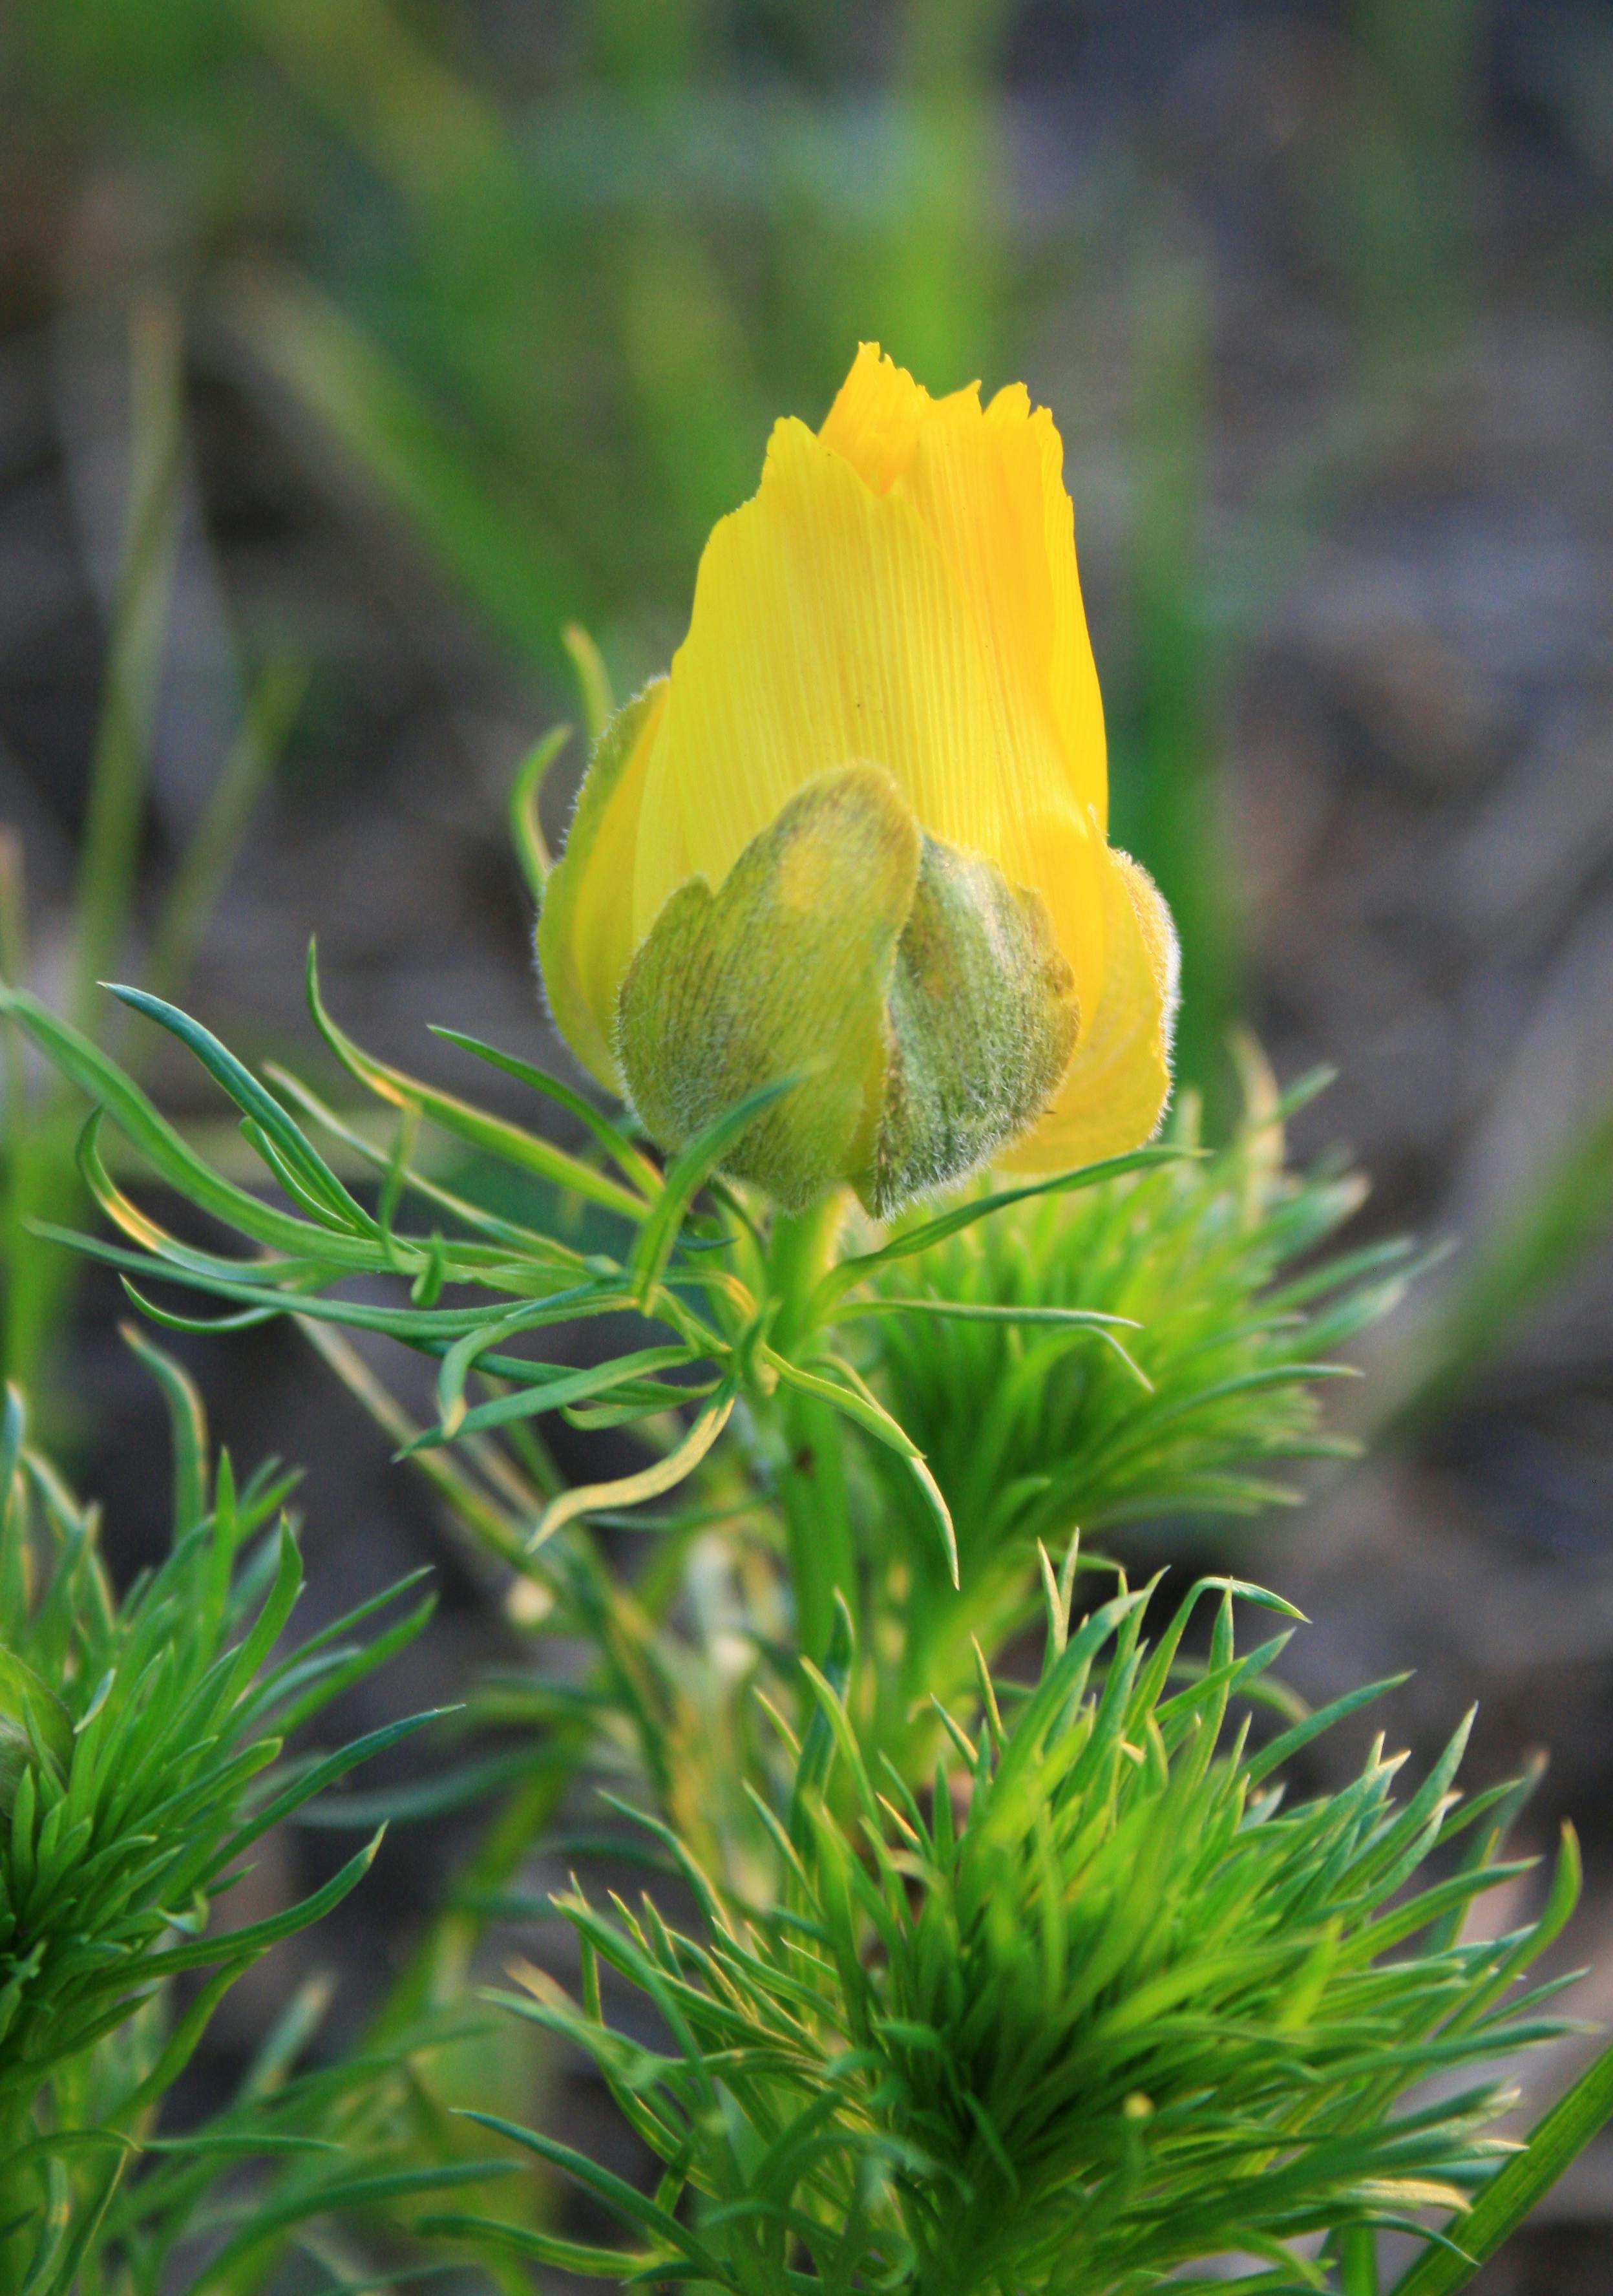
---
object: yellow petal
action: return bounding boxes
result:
[898,378,1108,834]
[538,679,668,1091]
[821,345,1107,831]
[998,845,1177,1173]
[819,339,940,493]
[999,383,1109,836]
[632,412,1106,1017]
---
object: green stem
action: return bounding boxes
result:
[766,1191,858,1663]
[766,1190,846,1354]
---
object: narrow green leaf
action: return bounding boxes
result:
[415,2211,652,2279]
[451,2111,732,2282]
[1388,2037,1613,2294]
[0,989,378,1266]
[122,1833,386,1983]
[428,1023,659,1196]
[562,621,615,740]
[224,264,579,674]
[526,1381,739,1553]
[107,982,374,1234]
[69,300,183,1038]
[412,1344,705,1452]
[629,1074,801,1304]
[305,941,648,1222]
[814,1143,1196,1312]
[117,1322,209,1535]
[147,655,306,1003]
[209,1708,455,1867]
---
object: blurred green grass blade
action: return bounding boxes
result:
[413,2211,651,2278]
[876,0,1012,390]
[147,655,306,1004]
[1117,251,1241,1133]
[293,1744,565,1830]
[1386,1101,1613,1436]
[221,265,578,676]
[251,0,518,202]
[616,222,768,555]
[450,2111,728,2280]
[177,2158,518,2292]
[295,1318,540,1570]
[1351,0,1482,376]
[0,833,43,1386]
[1340,2223,1381,2293]
[204,1716,451,1876]
[69,300,185,1037]
[1387,2036,1613,2295]
[4,308,183,1392]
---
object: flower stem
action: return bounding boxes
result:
[766,1191,857,1662]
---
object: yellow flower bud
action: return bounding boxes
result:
[538,343,1178,1214]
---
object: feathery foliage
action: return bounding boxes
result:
[0,975,1404,1621]
[440,1571,1581,2296]
[1,893,1607,2295]
[859,1068,1418,1585]
[0,1335,472,2293]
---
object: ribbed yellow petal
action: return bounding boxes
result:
[817,340,929,493]
[898,380,1108,838]
[821,346,1107,831]
[632,412,1106,1018]
[537,679,668,1091]
[1001,383,1108,834]
[998,845,1177,1174]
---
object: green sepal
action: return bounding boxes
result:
[854,834,1078,1218]
[616,766,1082,1217]
[616,765,920,1213]
[0,1646,74,1814]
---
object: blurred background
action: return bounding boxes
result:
[1,2,1611,2286]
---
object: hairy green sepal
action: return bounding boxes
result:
[856,837,1077,1218]
[617,766,920,1212]
[617,765,1080,1217]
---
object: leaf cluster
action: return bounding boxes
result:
[861,1074,1417,1584]
[5,955,1604,2296]
[0,1337,453,2291]
[0,972,1410,1652]
[448,1574,1580,2296]
[0,968,1184,1588]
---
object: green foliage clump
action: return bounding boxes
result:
[441,1571,1577,2296]
[862,1075,1415,1580]
[0,966,1607,2293]
[0,1337,456,2292]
